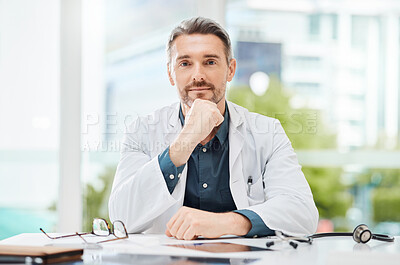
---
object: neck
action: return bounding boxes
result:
[216,98,226,116]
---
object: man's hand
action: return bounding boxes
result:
[169,99,224,167]
[165,206,251,240]
[182,99,224,144]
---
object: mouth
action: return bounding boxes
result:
[189,87,211,91]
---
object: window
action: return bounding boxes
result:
[309,14,321,37]
[226,0,400,235]
[0,0,59,239]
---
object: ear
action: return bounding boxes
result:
[167,63,175,86]
[227,58,236,82]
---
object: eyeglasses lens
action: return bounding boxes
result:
[93,219,109,236]
[113,221,127,238]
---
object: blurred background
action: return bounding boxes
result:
[1,0,400,239]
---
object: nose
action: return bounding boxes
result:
[192,64,206,82]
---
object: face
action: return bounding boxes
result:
[167,34,236,108]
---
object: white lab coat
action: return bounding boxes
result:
[109,101,319,236]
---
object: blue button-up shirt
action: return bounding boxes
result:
[183,103,233,212]
[158,103,274,237]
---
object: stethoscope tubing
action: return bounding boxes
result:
[308,232,395,242]
[372,233,395,242]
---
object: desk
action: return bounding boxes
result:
[1,233,399,265]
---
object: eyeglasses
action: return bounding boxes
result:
[40,218,128,244]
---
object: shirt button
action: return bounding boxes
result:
[202,147,207,153]
[178,173,181,178]
[169,174,175,180]
[202,183,208,189]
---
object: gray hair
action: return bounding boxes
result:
[166,17,233,65]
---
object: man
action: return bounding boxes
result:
[109,17,318,240]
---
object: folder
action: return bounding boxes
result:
[0,245,83,264]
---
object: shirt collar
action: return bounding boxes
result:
[179,102,230,145]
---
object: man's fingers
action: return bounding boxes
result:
[182,102,191,115]
[167,208,189,237]
[212,111,224,127]
[182,98,224,143]
[168,216,185,237]
[175,219,190,240]
[183,226,197,240]
[167,207,227,240]
[165,228,172,237]
[166,212,179,234]
[167,207,187,229]
[215,115,224,127]
[166,216,176,232]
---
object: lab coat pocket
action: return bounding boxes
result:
[247,176,265,206]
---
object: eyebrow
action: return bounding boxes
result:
[176,55,190,61]
[176,54,221,61]
[204,54,220,59]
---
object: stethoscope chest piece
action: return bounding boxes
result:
[353,224,372,243]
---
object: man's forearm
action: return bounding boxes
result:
[169,132,198,167]
[223,212,252,236]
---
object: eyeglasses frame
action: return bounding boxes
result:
[40,218,129,244]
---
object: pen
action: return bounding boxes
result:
[247,176,252,195]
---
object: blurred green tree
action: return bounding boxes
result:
[373,188,400,222]
[227,75,352,220]
[83,167,116,231]
[358,168,400,222]
[228,76,336,150]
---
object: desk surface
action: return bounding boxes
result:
[1,233,399,265]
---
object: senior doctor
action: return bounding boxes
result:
[109,17,318,240]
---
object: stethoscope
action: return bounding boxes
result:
[266,224,395,249]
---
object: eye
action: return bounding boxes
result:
[179,61,189,67]
[206,60,216,65]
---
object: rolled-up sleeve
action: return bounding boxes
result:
[158,146,185,194]
[235,209,275,237]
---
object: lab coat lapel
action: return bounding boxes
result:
[166,103,188,203]
[228,102,249,209]
[165,102,183,143]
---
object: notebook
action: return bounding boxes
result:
[0,245,83,264]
